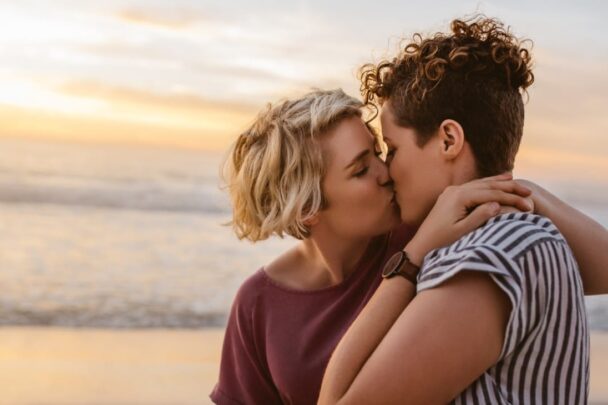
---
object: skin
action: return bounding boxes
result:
[264,115,401,289]
[383,103,478,229]
[265,114,531,291]
[317,101,608,404]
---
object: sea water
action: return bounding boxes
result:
[0,138,606,330]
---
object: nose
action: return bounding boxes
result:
[373,157,393,188]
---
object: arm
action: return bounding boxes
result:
[318,274,417,404]
[318,174,530,404]
[518,180,608,295]
[318,271,509,404]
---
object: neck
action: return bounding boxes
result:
[447,143,479,186]
[299,230,371,286]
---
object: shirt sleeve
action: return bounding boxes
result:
[210,283,283,405]
[417,243,539,360]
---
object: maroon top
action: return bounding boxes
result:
[210,225,414,405]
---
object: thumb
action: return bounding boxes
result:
[458,202,500,234]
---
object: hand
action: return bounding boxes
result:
[405,173,533,265]
[512,179,546,216]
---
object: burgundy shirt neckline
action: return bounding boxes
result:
[258,234,387,295]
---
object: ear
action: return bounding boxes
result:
[437,119,466,161]
[303,213,320,227]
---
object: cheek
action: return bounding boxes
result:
[389,155,410,193]
[345,180,384,212]
[329,181,390,228]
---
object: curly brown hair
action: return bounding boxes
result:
[361,16,534,176]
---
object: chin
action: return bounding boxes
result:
[399,209,425,228]
[398,196,436,228]
[374,214,401,236]
[387,215,402,231]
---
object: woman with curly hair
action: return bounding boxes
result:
[319,16,605,404]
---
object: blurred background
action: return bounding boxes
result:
[0,0,606,404]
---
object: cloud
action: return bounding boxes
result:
[515,145,608,192]
[0,102,242,151]
[0,79,265,150]
[115,7,205,29]
[57,80,259,115]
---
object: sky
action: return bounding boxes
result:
[0,0,606,181]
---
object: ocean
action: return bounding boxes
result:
[0,138,606,330]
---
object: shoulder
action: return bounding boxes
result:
[474,212,565,257]
[419,213,567,291]
[231,269,270,312]
[427,212,565,264]
[260,245,310,290]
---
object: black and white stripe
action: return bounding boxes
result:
[418,213,589,404]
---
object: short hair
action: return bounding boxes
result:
[360,15,534,177]
[222,89,363,241]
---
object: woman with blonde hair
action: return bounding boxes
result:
[211,88,606,405]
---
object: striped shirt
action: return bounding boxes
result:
[417,212,589,404]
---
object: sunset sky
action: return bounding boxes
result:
[0,0,606,179]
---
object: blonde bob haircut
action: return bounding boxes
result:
[222,88,364,241]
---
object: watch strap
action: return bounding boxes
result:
[383,250,420,285]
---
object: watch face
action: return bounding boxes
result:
[382,251,405,278]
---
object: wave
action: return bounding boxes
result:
[0,174,230,214]
[0,305,229,329]
[2,298,607,330]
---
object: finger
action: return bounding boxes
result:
[476,180,532,196]
[457,202,501,233]
[524,196,535,213]
[462,180,528,196]
[461,176,529,196]
[463,190,534,212]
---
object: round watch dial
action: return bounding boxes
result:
[382,251,405,277]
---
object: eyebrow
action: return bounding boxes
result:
[344,149,370,170]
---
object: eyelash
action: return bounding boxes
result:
[354,167,369,177]
[354,149,384,177]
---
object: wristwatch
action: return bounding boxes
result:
[381,250,420,285]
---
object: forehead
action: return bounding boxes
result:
[320,116,374,162]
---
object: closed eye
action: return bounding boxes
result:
[353,167,369,177]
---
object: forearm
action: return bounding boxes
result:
[535,184,608,295]
[318,276,416,405]
[318,240,430,404]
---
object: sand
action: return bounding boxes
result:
[0,327,606,404]
[0,327,224,405]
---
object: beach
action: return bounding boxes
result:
[0,327,223,405]
[0,327,606,405]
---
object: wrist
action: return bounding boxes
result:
[403,240,428,267]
